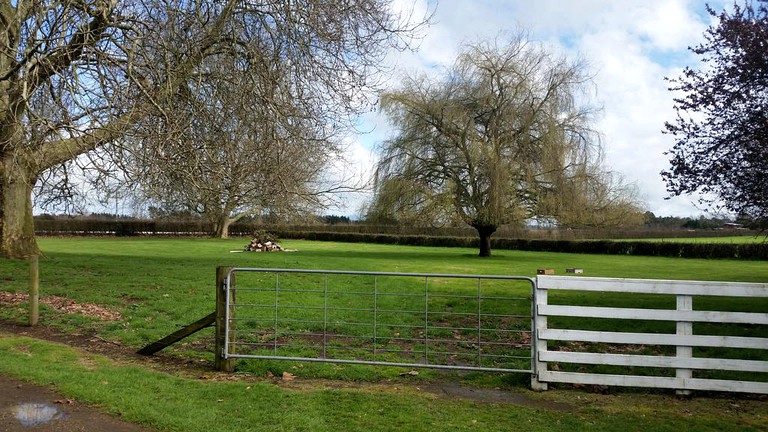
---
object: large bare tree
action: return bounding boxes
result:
[370,36,629,256]
[0,0,427,259]
[131,49,349,238]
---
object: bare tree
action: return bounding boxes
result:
[0,0,428,258]
[131,50,353,238]
[371,36,623,256]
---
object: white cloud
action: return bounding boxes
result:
[343,0,722,218]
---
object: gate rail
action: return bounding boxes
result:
[222,268,536,374]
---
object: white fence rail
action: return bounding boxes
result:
[533,276,768,394]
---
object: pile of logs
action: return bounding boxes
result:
[244,237,284,252]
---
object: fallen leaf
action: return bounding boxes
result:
[519,331,531,344]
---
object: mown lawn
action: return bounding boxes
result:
[0,237,766,431]
[1,237,766,345]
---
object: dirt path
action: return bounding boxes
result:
[0,375,152,432]
[0,319,196,432]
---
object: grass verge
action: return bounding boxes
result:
[0,333,765,432]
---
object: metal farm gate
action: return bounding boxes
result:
[137,269,765,394]
[222,268,536,373]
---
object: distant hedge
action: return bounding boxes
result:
[34,219,207,236]
[271,231,768,261]
[33,219,767,260]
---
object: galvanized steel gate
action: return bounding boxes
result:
[223,268,536,373]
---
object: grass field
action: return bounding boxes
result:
[0,237,767,431]
[1,237,766,345]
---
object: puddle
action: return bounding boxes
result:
[14,403,66,427]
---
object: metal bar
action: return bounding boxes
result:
[424,276,429,365]
[228,267,535,282]
[273,272,279,354]
[231,342,530,360]
[323,273,328,359]
[477,277,482,365]
[373,275,378,358]
[223,353,531,373]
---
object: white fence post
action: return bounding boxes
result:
[531,280,548,391]
[676,294,693,396]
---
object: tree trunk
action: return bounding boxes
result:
[213,212,247,239]
[213,216,232,239]
[0,160,40,259]
[472,223,497,257]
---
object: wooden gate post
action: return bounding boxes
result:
[215,266,236,372]
[29,255,39,326]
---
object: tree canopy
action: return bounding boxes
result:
[129,46,349,238]
[369,36,642,256]
[0,0,427,258]
[663,1,768,230]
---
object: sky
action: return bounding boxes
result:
[334,0,733,219]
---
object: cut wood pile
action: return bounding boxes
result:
[244,237,285,252]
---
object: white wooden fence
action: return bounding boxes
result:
[532,276,768,394]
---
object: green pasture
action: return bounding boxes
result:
[0,237,765,346]
[0,237,767,431]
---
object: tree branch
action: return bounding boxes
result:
[31,0,240,173]
[25,1,116,93]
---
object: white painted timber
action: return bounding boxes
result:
[539,351,768,372]
[534,276,768,394]
[539,329,767,349]
[538,371,768,394]
[537,304,768,324]
[536,275,768,297]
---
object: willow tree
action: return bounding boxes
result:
[536,166,645,228]
[0,0,427,259]
[371,36,603,257]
